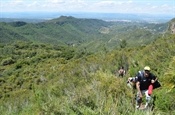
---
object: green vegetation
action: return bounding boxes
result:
[0,16,168,52]
[0,17,175,114]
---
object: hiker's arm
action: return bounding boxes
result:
[154,76,158,81]
[128,77,135,83]
[151,80,155,83]
[128,77,132,81]
[136,81,142,98]
[151,75,158,83]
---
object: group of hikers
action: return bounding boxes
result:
[117,66,161,110]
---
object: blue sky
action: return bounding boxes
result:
[0,0,175,15]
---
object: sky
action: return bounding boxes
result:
[0,0,175,16]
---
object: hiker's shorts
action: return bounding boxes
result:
[136,90,151,105]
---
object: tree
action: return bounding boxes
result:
[120,39,127,48]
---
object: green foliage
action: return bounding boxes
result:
[0,18,175,114]
[1,57,15,66]
[154,88,175,112]
[9,21,27,27]
[0,16,167,52]
[120,39,127,48]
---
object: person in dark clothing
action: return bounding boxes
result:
[135,66,157,109]
[127,66,157,109]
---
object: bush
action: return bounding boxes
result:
[1,57,15,66]
[154,88,175,112]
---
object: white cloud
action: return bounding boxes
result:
[0,0,174,15]
[161,4,169,8]
[87,1,131,13]
[127,0,133,4]
[151,6,158,9]
[49,0,65,4]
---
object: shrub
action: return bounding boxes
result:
[1,57,15,66]
[154,88,175,112]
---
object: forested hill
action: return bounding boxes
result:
[0,16,168,52]
[0,16,110,44]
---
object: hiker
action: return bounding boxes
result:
[128,66,158,109]
[118,66,126,77]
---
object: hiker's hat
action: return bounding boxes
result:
[144,66,151,71]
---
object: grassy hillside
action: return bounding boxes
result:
[0,33,175,114]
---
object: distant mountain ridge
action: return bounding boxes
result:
[0,12,174,23]
[0,16,111,46]
[0,16,170,51]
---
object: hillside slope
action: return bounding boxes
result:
[0,16,110,44]
[0,16,168,52]
[0,30,175,114]
[168,18,175,34]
